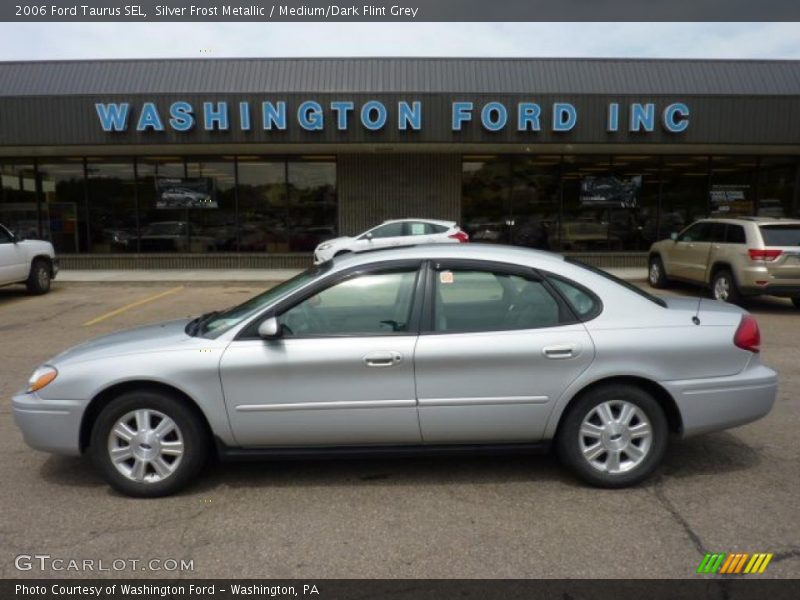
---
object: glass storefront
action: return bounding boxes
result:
[2,156,338,254]
[462,155,800,252]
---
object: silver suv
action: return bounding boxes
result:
[648,217,800,306]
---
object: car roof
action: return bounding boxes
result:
[330,242,566,270]
[697,216,800,225]
[379,218,457,227]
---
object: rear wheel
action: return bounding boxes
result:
[648,256,669,289]
[90,390,209,497]
[557,384,668,488]
[26,258,51,295]
[711,269,741,305]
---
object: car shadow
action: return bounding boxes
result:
[37,432,762,495]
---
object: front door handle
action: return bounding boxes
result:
[363,351,403,367]
[543,345,576,359]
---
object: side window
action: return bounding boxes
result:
[433,268,562,332]
[406,222,430,236]
[277,269,418,336]
[0,226,13,244]
[678,222,710,242]
[429,224,449,234]
[709,223,727,243]
[367,223,404,239]
[726,225,746,244]
[548,276,600,320]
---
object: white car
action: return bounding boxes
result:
[0,223,58,294]
[313,219,468,263]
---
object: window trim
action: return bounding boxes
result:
[236,259,425,340]
[420,258,579,335]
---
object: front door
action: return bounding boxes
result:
[414,261,595,443]
[0,226,28,284]
[219,263,424,447]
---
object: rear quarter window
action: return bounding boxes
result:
[759,225,800,247]
[547,275,602,321]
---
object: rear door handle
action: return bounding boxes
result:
[543,345,576,359]
[363,351,403,367]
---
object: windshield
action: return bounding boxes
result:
[760,225,800,247]
[565,258,667,308]
[192,262,331,338]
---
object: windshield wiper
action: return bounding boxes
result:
[185,310,220,336]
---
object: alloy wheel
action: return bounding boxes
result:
[649,262,660,285]
[107,409,184,483]
[714,276,730,301]
[579,400,653,474]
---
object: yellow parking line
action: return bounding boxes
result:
[83,286,184,326]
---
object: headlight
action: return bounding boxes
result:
[27,365,58,393]
[317,243,333,251]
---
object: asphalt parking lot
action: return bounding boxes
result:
[1,279,798,579]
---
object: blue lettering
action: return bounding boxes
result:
[168,101,194,132]
[330,101,354,130]
[203,101,229,131]
[298,101,323,131]
[398,101,422,130]
[452,102,473,131]
[607,103,619,132]
[136,102,164,132]
[553,103,577,132]
[629,103,655,132]
[262,102,287,130]
[239,102,251,131]
[361,100,387,130]
[663,103,690,133]
[481,102,508,132]
[95,103,130,132]
[517,103,541,131]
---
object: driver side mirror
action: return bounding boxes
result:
[257,317,281,340]
[670,232,678,241]
[365,232,374,242]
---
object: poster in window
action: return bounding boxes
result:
[156,177,217,209]
[580,175,642,208]
[710,184,752,217]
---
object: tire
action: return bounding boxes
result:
[556,384,668,488]
[648,255,669,289]
[90,390,209,498]
[26,258,51,295]
[711,269,741,305]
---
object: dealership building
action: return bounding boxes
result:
[1,57,799,269]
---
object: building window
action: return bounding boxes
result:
[0,162,38,240]
[462,157,511,244]
[37,159,87,253]
[287,159,337,252]
[758,157,799,218]
[86,158,137,253]
[560,155,617,251]
[709,156,758,218]
[657,156,710,238]
[236,158,289,252]
[187,158,237,252]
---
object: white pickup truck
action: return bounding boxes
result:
[0,223,58,294]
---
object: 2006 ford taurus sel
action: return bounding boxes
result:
[13,245,777,496]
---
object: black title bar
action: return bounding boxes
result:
[4,1,800,22]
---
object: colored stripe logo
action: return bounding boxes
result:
[697,552,773,574]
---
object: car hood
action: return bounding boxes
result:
[49,318,195,366]
[318,236,352,248]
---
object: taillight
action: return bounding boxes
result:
[734,314,761,353]
[449,231,469,243]
[748,248,782,262]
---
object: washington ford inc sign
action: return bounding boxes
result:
[94,100,691,134]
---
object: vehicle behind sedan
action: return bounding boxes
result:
[313,218,467,263]
[0,223,58,294]
[13,244,777,497]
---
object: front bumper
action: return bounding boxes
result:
[662,362,778,438]
[12,391,83,456]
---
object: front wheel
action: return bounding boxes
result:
[556,384,668,488]
[90,390,209,497]
[648,256,669,289]
[711,269,741,305]
[26,259,51,294]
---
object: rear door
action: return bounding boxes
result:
[758,224,800,281]
[413,260,595,443]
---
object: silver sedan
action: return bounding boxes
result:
[13,245,778,497]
